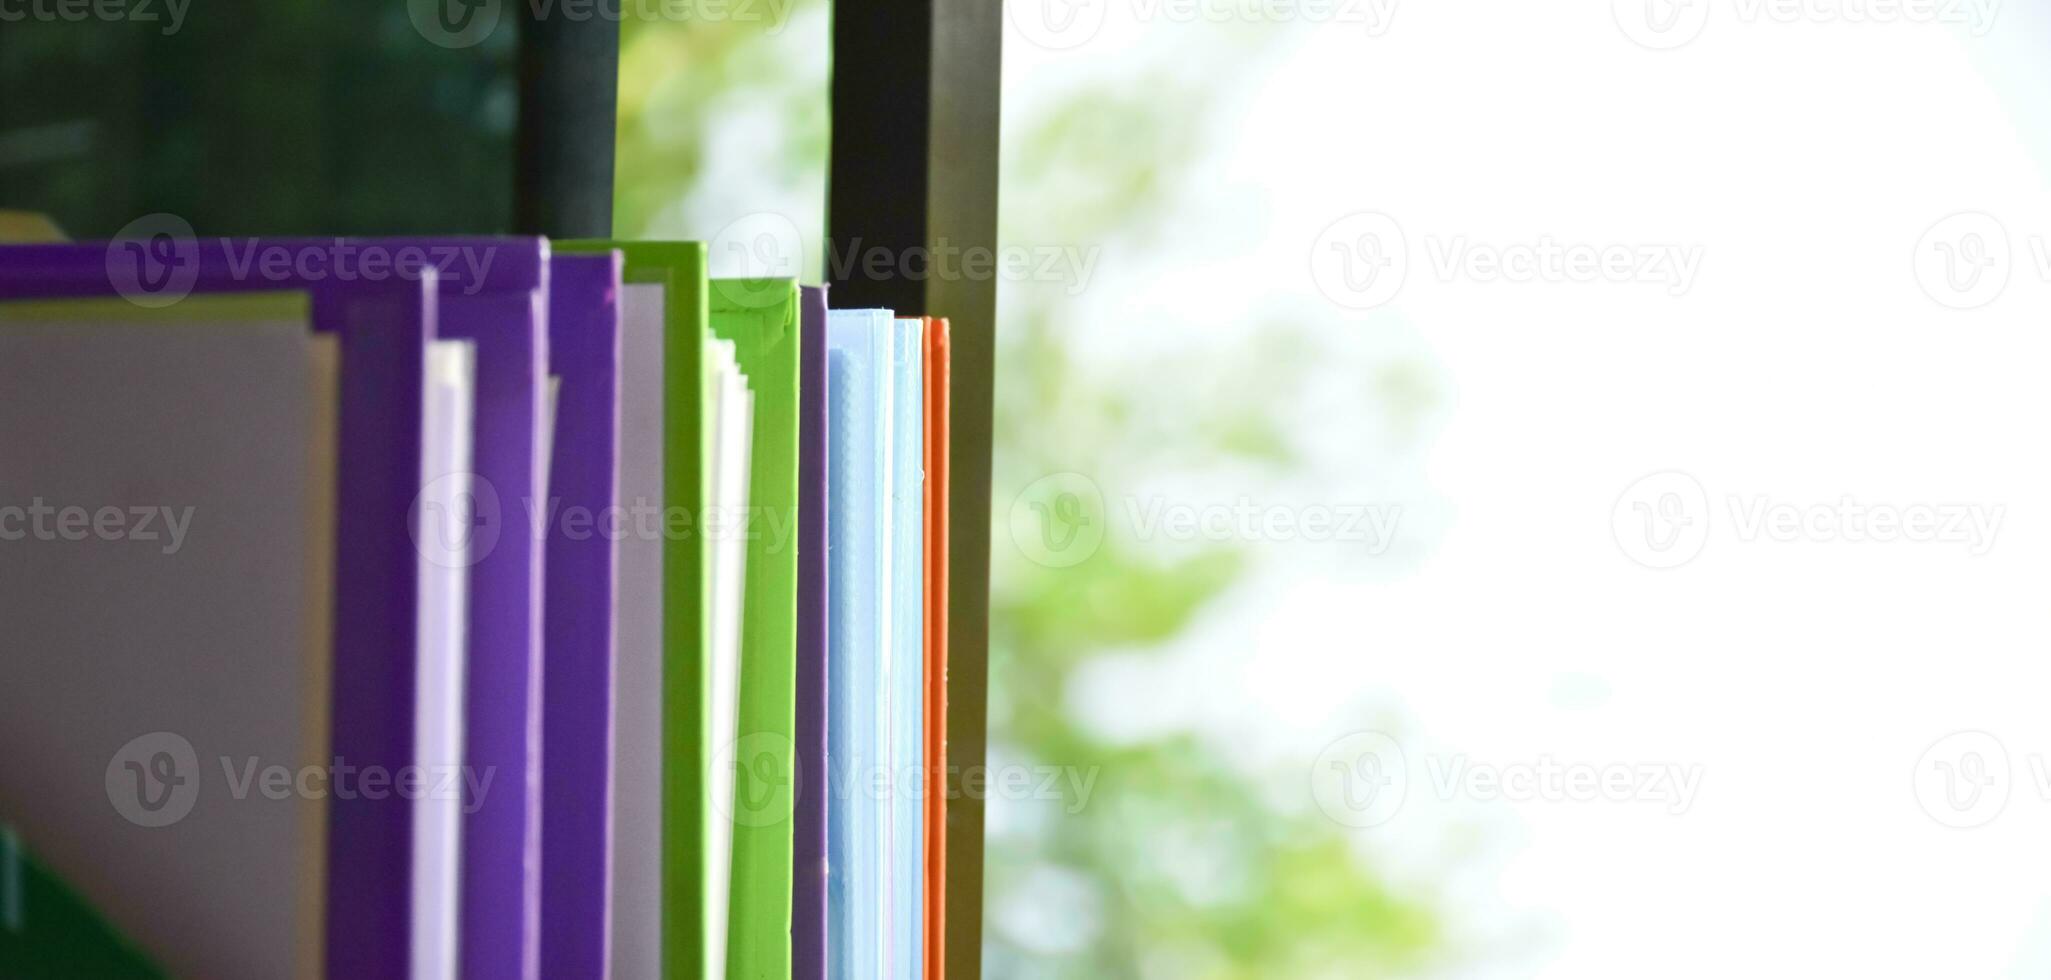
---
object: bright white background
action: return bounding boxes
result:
[1002,1,2051,976]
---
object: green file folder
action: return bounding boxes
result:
[710,279,802,980]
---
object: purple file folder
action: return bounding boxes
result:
[1,238,551,977]
[794,285,830,980]
[0,241,434,979]
[539,252,624,980]
[394,238,551,980]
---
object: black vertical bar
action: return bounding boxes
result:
[514,4,619,238]
[830,2,1002,977]
[828,3,934,312]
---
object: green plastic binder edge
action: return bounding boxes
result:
[559,240,711,980]
[710,279,801,980]
[0,819,166,977]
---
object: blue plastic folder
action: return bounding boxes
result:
[825,309,894,980]
[888,317,925,980]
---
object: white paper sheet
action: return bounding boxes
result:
[609,284,666,980]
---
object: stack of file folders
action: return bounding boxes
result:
[0,237,954,980]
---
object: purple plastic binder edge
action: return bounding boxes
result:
[794,285,830,980]
[0,242,433,980]
[538,253,624,980]
[385,238,551,980]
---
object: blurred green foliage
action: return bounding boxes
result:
[983,71,1444,978]
[613,0,828,278]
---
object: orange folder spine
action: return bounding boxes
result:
[923,317,951,980]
